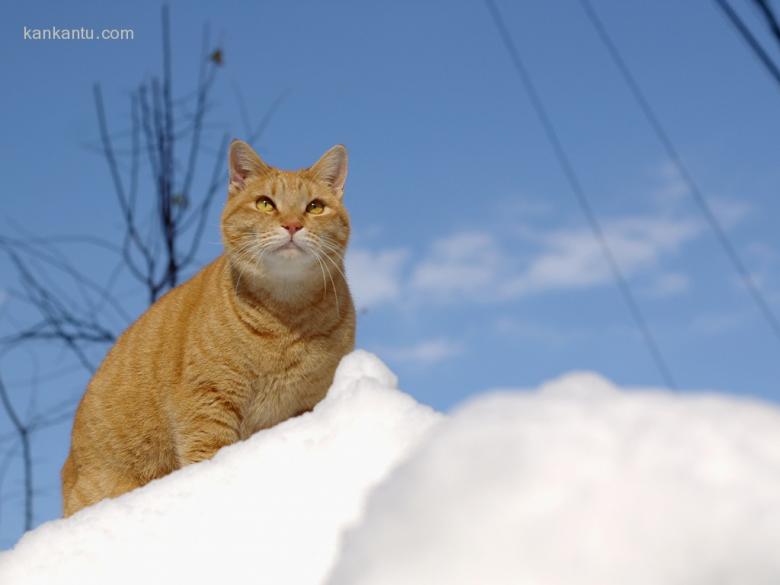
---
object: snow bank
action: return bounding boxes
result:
[3,358,780,585]
[0,351,441,585]
[327,372,780,585]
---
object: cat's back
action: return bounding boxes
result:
[68,258,226,468]
[88,256,225,393]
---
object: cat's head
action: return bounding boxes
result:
[221,140,350,287]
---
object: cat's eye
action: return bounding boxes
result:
[306,199,325,215]
[255,196,276,214]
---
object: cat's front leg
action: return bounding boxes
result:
[173,384,243,466]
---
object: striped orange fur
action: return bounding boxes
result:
[61,141,355,516]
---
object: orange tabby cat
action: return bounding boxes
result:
[61,141,355,516]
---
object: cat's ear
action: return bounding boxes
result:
[308,145,348,197]
[228,140,270,192]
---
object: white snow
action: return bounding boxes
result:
[3,357,780,585]
[0,351,441,585]
[327,372,780,585]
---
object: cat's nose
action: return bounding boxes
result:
[282,221,303,236]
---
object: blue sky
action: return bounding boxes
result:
[1,0,780,543]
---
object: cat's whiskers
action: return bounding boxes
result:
[256,234,283,264]
[310,237,348,285]
[294,233,335,305]
[309,249,329,303]
[231,242,258,296]
[314,235,347,265]
[308,233,342,259]
[320,250,340,318]
[305,237,344,318]
[319,255,347,318]
[231,234,277,295]
[319,249,347,283]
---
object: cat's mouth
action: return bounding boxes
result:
[277,240,302,251]
[272,240,308,257]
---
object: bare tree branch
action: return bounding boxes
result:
[0,376,32,531]
[0,3,285,540]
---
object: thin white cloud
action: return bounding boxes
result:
[652,161,752,228]
[493,317,579,346]
[346,248,408,309]
[653,161,690,208]
[505,216,701,297]
[410,232,503,299]
[731,241,780,303]
[690,312,746,335]
[642,272,690,298]
[406,215,700,302]
[381,338,463,365]
[347,157,757,309]
[709,197,752,228]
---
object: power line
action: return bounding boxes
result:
[482,0,678,389]
[751,0,780,51]
[580,0,780,347]
[713,0,780,89]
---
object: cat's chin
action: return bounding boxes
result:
[273,241,306,257]
[262,247,318,278]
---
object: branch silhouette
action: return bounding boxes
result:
[0,5,282,541]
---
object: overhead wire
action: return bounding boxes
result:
[581,0,780,347]
[713,0,780,90]
[483,0,679,389]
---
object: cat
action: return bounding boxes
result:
[61,141,355,516]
